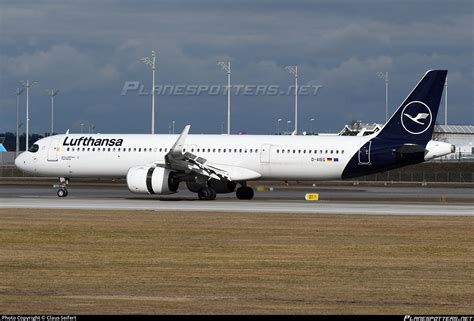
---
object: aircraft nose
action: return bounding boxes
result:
[14,153,26,171]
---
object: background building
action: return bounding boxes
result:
[433,125,474,160]
[338,122,473,160]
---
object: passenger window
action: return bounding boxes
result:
[92,148,95,152]
[331,150,333,154]
[67,147,70,151]
[341,150,344,154]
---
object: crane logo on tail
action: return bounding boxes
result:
[400,101,432,135]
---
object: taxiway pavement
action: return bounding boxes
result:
[0,183,472,216]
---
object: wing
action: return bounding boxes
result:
[154,125,261,181]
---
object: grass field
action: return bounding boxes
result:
[0,208,472,314]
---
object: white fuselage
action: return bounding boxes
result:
[17,133,371,181]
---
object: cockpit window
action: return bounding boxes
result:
[28,144,39,153]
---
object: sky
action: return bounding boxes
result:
[0,0,472,135]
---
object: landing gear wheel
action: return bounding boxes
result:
[209,188,217,200]
[198,187,217,200]
[236,186,254,200]
[54,177,70,197]
[57,188,68,198]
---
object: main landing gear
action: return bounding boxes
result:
[197,186,217,200]
[236,185,254,200]
[196,183,254,200]
[54,177,69,198]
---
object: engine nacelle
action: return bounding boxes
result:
[186,179,236,194]
[424,140,455,160]
[127,166,179,194]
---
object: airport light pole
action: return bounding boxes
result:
[14,88,25,157]
[287,120,292,133]
[376,71,389,122]
[141,50,157,134]
[172,120,175,134]
[218,61,231,135]
[285,65,298,134]
[21,80,37,150]
[310,118,315,134]
[277,118,282,134]
[444,76,448,125]
[46,89,59,136]
[385,72,389,122]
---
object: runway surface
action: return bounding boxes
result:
[0,183,472,215]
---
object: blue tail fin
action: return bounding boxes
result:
[0,137,6,153]
[376,70,447,144]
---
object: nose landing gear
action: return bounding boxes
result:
[54,177,69,198]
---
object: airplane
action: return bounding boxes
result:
[0,137,6,153]
[15,70,454,200]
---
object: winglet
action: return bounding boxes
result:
[169,125,191,155]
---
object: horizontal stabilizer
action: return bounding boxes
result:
[394,143,425,161]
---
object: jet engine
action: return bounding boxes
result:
[126,166,179,194]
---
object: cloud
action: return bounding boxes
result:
[0,0,472,134]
